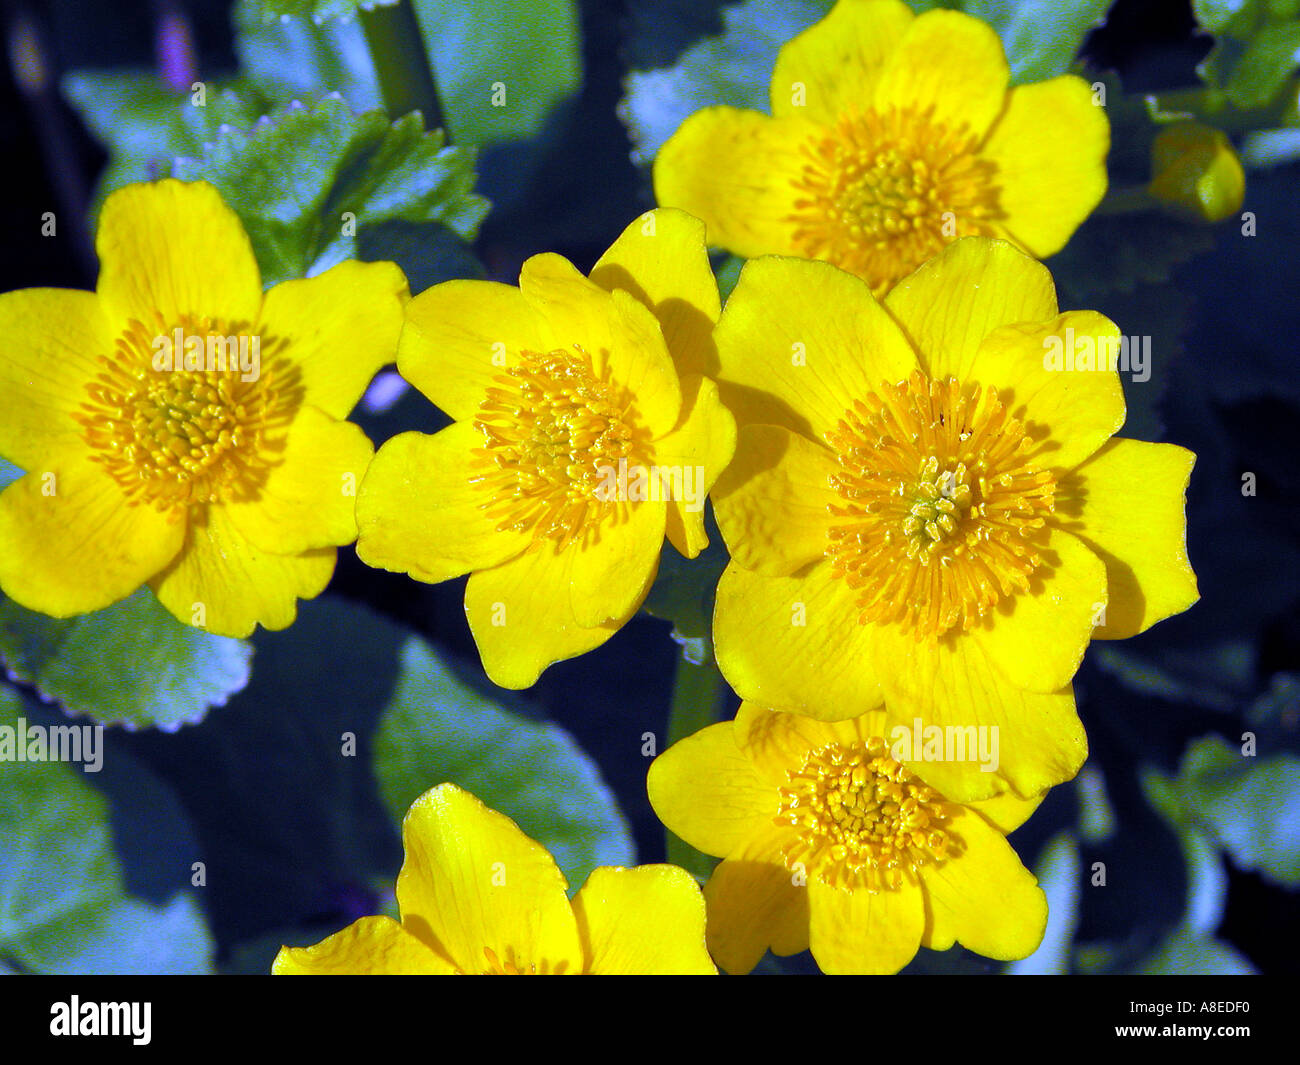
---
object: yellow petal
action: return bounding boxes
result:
[713,562,885,718]
[565,497,666,628]
[96,179,262,331]
[464,545,621,689]
[872,626,1086,799]
[735,701,890,785]
[398,279,550,422]
[223,406,374,556]
[589,208,720,379]
[965,788,1046,836]
[712,423,838,577]
[653,108,817,261]
[519,254,681,438]
[272,916,458,975]
[573,865,716,974]
[149,505,334,637]
[873,10,1009,141]
[970,311,1127,473]
[807,877,924,975]
[0,459,185,616]
[703,823,810,974]
[257,260,408,420]
[355,424,532,584]
[396,784,583,975]
[651,374,737,558]
[715,256,918,436]
[920,806,1047,960]
[1058,437,1198,640]
[971,527,1109,693]
[983,77,1110,257]
[646,720,773,858]
[884,237,1058,381]
[770,0,915,121]
[0,288,112,471]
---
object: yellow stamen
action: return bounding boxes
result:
[825,371,1056,639]
[777,738,960,892]
[471,346,651,549]
[789,107,1003,293]
[75,313,298,516]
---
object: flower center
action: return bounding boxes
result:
[824,371,1055,639]
[789,108,1003,292]
[76,314,298,514]
[472,346,651,549]
[777,738,959,892]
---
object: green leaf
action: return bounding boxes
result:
[1172,735,1300,887]
[411,0,583,147]
[1224,20,1300,108]
[620,0,834,166]
[60,71,270,213]
[0,586,252,731]
[373,636,635,893]
[170,96,489,286]
[964,0,1110,84]
[234,0,383,112]
[1130,925,1256,974]
[0,689,214,973]
[254,0,398,20]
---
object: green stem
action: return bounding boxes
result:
[664,645,727,879]
[359,0,444,132]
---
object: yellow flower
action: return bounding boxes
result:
[274,783,716,974]
[0,179,408,636]
[709,238,1198,797]
[1148,121,1246,223]
[654,0,1109,294]
[648,702,1047,974]
[356,209,736,689]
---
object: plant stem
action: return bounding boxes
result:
[664,645,727,880]
[359,0,444,132]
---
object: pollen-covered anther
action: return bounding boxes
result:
[824,371,1056,639]
[777,738,960,893]
[75,314,294,514]
[471,346,651,548]
[788,107,1003,293]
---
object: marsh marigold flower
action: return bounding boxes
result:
[654,0,1109,294]
[356,209,736,689]
[708,238,1198,797]
[648,703,1047,974]
[0,179,407,636]
[274,783,716,974]
[1148,121,1246,223]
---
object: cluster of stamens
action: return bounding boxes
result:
[789,107,1003,292]
[777,738,959,892]
[471,346,650,549]
[75,314,297,514]
[824,371,1056,639]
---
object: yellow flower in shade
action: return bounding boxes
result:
[0,179,407,636]
[1148,121,1246,223]
[654,0,1109,294]
[274,784,716,975]
[356,209,736,689]
[648,703,1047,974]
[709,238,1199,798]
